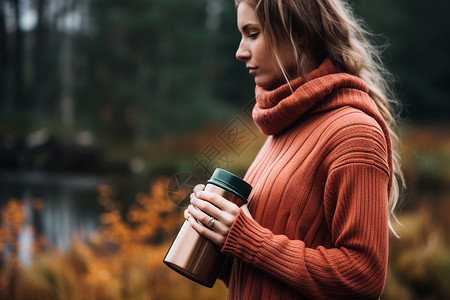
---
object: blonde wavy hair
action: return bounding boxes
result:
[235,0,405,235]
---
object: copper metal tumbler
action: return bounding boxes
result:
[163,168,252,287]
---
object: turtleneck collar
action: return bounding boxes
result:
[252,59,370,136]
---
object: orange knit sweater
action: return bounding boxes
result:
[219,59,391,299]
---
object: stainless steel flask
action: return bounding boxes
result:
[163,168,252,287]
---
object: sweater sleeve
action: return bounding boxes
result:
[221,128,390,299]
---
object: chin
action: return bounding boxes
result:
[256,79,273,89]
[257,81,281,90]
[255,76,283,90]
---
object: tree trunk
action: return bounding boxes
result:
[33,0,46,117]
[59,0,78,132]
[0,0,7,109]
[12,0,24,110]
[60,31,74,130]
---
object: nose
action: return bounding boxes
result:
[236,40,250,61]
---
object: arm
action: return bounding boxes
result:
[222,163,389,299]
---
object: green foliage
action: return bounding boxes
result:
[351,0,450,121]
[1,0,449,175]
[75,0,244,140]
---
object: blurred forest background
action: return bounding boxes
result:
[0,0,449,299]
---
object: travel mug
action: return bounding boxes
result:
[163,168,252,287]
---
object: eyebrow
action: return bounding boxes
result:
[240,23,260,32]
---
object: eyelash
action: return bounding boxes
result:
[248,32,259,39]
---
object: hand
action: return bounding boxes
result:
[184,184,252,247]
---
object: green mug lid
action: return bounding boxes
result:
[207,168,252,202]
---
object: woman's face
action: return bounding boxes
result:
[236,2,297,89]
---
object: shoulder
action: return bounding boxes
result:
[317,106,389,172]
[319,106,385,142]
[325,104,382,129]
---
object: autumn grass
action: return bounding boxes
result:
[3,187,449,300]
[382,199,450,299]
[0,179,227,300]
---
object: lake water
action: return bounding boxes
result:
[0,171,151,261]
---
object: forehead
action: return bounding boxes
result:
[237,2,259,29]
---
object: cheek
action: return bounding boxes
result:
[253,39,271,62]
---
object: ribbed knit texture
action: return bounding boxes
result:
[219,59,391,299]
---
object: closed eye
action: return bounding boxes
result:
[248,32,260,39]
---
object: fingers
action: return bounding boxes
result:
[187,205,213,228]
[195,190,240,215]
[184,207,192,220]
[185,184,241,248]
[193,184,205,194]
[190,192,239,227]
[189,193,222,218]
[187,213,226,247]
[190,184,238,214]
[187,203,226,231]
[187,204,228,242]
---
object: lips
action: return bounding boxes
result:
[247,66,258,75]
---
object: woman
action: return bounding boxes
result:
[185,0,404,298]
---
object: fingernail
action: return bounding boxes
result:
[196,191,201,198]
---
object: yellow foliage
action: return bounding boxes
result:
[0,177,227,299]
[383,201,450,299]
[1,199,26,253]
[7,175,450,299]
[0,200,27,299]
[96,178,183,254]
